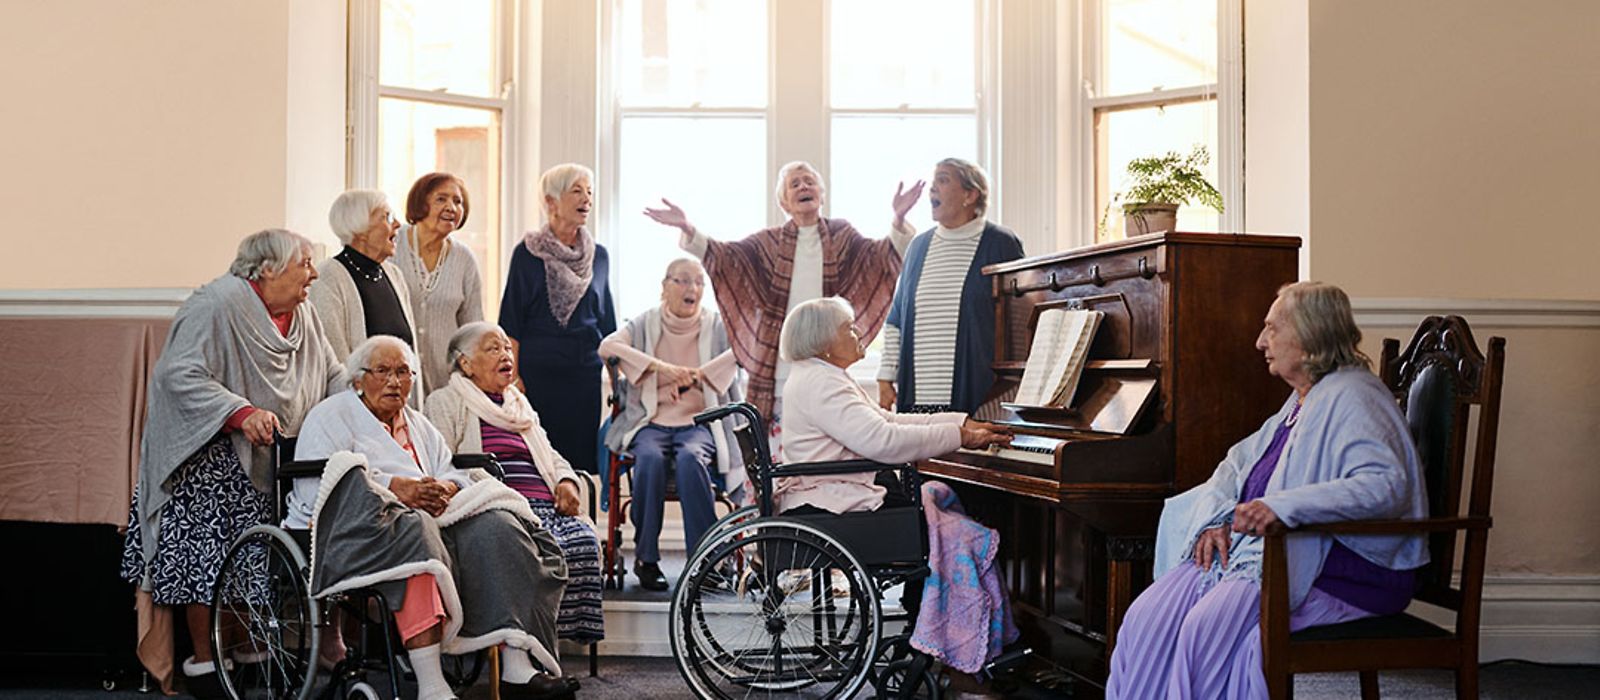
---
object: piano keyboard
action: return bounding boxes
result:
[957,434,1064,466]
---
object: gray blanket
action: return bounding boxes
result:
[134,274,345,581]
[309,452,567,673]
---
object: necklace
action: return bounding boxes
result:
[408,229,449,294]
[337,249,385,283]
[1284,399,1305,427]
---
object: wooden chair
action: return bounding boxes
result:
[1261,315,1505,699]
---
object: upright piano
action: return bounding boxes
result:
[915,232,1300,686]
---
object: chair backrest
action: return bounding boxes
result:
[1378,315,1505,607]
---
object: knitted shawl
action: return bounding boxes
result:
[702,217,901,419]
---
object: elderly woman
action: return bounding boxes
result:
[287,335,576,700]
[425,321,605,645]
[878,158,1026,414]
[598,257,744,591]
[500,163,617,474]
[395,172,485,396]
[643,161,918,458]
[311,189,423,396]
[1106,282,1430,699]
[777,297,1017,674]
[119,229,345,697]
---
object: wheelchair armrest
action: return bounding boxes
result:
[277,459,329,481]
[768,459,904,479]
[452,453,505,481]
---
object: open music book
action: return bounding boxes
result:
[1012,308,1103,408]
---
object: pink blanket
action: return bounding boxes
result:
[912,481,1018,673]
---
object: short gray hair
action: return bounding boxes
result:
[774,161,826,215]
[663,257,703,282]
[1278,281,1371,382]
[781,297,855,362]
[228,228,313,281]
[540,163,594,208]
[328,189,389,245]
[938,157,990,216]
[447,321,505,375]
[346,335,419,386]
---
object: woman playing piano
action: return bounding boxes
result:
[1107,282,1430,698]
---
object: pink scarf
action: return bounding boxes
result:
[523,225,595,326]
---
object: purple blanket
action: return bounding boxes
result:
[911,481,1018,673]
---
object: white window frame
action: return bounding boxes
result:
[346,0,523,301]
[1071,0,1243,246]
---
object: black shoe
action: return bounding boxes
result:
[500,672,579,699]
[634,560,669,591]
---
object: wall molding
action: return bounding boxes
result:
[0,288,191,317]
[1410,575,1600,664]
[1352,297,1600,329]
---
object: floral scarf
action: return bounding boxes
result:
[523,225,595,326]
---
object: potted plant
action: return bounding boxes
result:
[1105,145,1224,237]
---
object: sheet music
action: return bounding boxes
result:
[1014,309,1103,407]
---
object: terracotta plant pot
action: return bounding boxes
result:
[1123,202,1178,237]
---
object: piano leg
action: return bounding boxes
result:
[1105,536,1156,659]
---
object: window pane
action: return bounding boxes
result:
[831,0,975,109]
[1101,0,1217,96]
[378,98,503,318]
[618,0,767,107]
[615,116,766,319]
[829,115,978,233]
[1095,100,1219,241]
[380,0,497,97]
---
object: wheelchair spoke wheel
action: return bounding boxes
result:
[690,505,758,560]
[671,519,880,699]
[212,526,320,700]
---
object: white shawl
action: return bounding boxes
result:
[423,375,581,496]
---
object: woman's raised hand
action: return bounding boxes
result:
[643,198,693,233]
[892,180,926,227]
[1193,525,1231,570]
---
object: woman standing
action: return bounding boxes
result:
[394,172,485,396]
[120,229,346,698]
[310,189,423,397]
[500,163,617,474]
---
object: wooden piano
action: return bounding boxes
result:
[914,231,1300,686]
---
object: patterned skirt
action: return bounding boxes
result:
[120,434,272,606]
[527,499,605,644]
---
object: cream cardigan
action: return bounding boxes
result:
[423,379,581,494]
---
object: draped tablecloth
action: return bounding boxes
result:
[0,316,170,525]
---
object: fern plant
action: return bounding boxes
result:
[1119,145,1224,211]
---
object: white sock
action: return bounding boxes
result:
[181,655,215,677]
[405,644,455,700]
[499,644,537,684]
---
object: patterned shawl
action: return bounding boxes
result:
[702,217,902,419]
[522,225,595,326]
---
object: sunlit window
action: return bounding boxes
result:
[1090,0,1220,241]
[369,0,507,318]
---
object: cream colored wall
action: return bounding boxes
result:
[0,0,345,290]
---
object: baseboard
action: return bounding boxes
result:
[1351,297,1600,329]
[0,288,190,317]
[1409,575,1600,664]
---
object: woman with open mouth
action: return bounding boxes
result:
[311,189,425,404]
[642,160,917,458]
[394,172,485,403]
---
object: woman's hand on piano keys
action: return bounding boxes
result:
[959,418,1013,450]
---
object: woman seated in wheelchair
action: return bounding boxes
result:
[598,257,744,591]
[426,321,605,644]
[1106,282,1430,699]
[285,335,577,700]
[776,296,1019,675]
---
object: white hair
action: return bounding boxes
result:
[781,297,855,362]
[228,228,313,281]
[773,161,826,215]
[938,157,991,216]
[447,321,506,375]
[345,335,419,386]
[328,189,389,245]
[540,163,595,213]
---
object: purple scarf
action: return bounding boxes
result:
[522,225,595,326]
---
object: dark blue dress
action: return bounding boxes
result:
[499,243,617,474]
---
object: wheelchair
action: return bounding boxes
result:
[668,402,945,699]
[206,437,496,700]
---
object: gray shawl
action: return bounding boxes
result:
[133,274,345,580]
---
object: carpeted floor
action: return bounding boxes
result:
[3,658,1597,698]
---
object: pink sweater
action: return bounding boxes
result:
[778,358,964,513]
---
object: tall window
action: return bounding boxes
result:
[354,0,510,318]
[1087,0,1221,241]
[605,0,988,319]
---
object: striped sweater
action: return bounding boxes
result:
[879,217,987,405]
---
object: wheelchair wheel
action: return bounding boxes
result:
[670,518,880,699]
[689,504,758,560]
[211,525,321,700]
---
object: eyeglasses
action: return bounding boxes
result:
[666,276,705,288]
[363,366,414,382]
